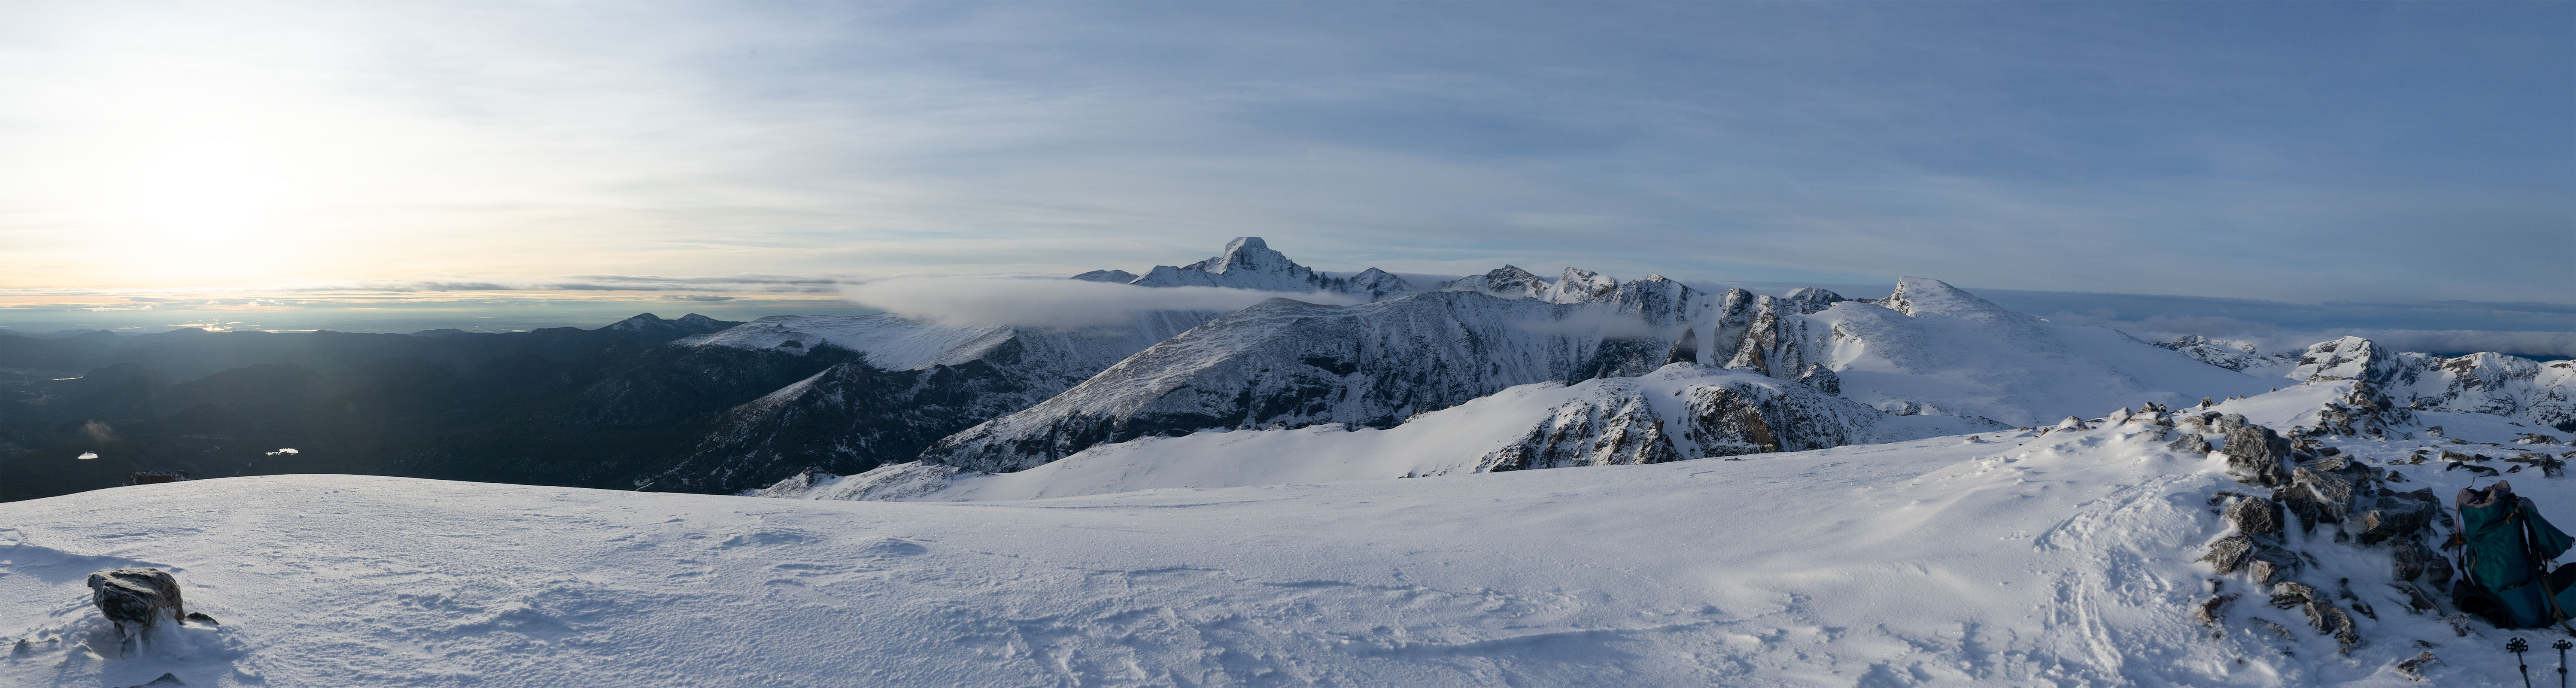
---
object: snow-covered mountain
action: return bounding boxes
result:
[917,279,1705,472]
[915,273,2276,474]
[1701,277,2279,424]
[643,311,1221,492]
[2157,335,2301,376]
[768,363,2003,502]
[1111,236,1417,301]
[2291,335,2576,431]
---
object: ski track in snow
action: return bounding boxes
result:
[8,381,2576,685]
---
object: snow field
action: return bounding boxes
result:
[10,376,2574,685]
[0,423,2335,686]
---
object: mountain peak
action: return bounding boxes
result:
[1069,269,1139,283]
[606,313,669,330]
[1542,268,1618,303]
[1445,265,1549,299]
[1130,237,1318,290]
[1883,277,2017,321]
[1199,237,1294,276]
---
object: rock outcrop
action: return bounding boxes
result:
[2221,425,2295,487]
[87,568,185,641]
[2290,336,2576,433]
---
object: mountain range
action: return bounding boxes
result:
[4,237,2570,505]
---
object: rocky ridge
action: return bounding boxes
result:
[913,270,2279,473]
[2291,336,2575,432]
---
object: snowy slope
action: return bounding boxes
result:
[918,286,1702,472]
[16,387,2569,686]
[2159,335,2303,378]
[775,363,2001,502]
[920,275,2276,475]
[1714,277,2281,426]
[644,310,1226,493]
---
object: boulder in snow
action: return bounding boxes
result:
[2224,496,2284,537]
[2353,489,2441,546]
[87,568,185,638]
[2214,413,2249,433]
[2221,425,2294,487]
[2198,533,2301,584]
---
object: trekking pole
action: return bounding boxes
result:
[2512,638,2533,688]
[2555,639,2570,688]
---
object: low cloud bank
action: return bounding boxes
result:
[2052,311,2576,360]
[843,277,1358,328]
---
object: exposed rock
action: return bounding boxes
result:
[2194,594,2237,627]
[2304,597,2359,649]
[2214,413,2249,432]
[2269,581,2318,609]
[1473,365,1951,470]
[2222,425,2294,486]
[2199,533,2302,583]
[1068,269,1138,283]
[2254,618,2299,641]
[2391,582,2439,613]
[2518,433,2565,445]
[87,568,185,639]
[2279,466,2359,528]
[2251,551,2300,585]
[2353,488,2441,546]
[1481,395,1683,470]
[123,471,188,486]
[2446,462,2500,477]
[1794,363,1840,395]
[2392,541,2452,585]
[2506,452,2568,478]
[2159,335,2293,372]
[2167,433,2211,456]
[1135,237,1418,300]
[2395,651,2439,682]
[2224,496,2284,537]
[1662,328,1700,366]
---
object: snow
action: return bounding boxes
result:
[17,378,2576,685]
[786,364,2000,502]
[1783,285,2281,426]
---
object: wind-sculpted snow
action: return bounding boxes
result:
[2289,335,2576,431]
[919,287,1706,472]
[30,390,2576,685]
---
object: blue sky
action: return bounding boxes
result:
[0,2,2568,333]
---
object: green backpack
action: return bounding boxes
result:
[2452,481,2576,628]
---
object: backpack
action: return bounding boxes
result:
[2451,481,2576,629]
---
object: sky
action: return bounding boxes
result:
[1,2,2570,338]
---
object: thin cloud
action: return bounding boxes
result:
[843,277,1358,329]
